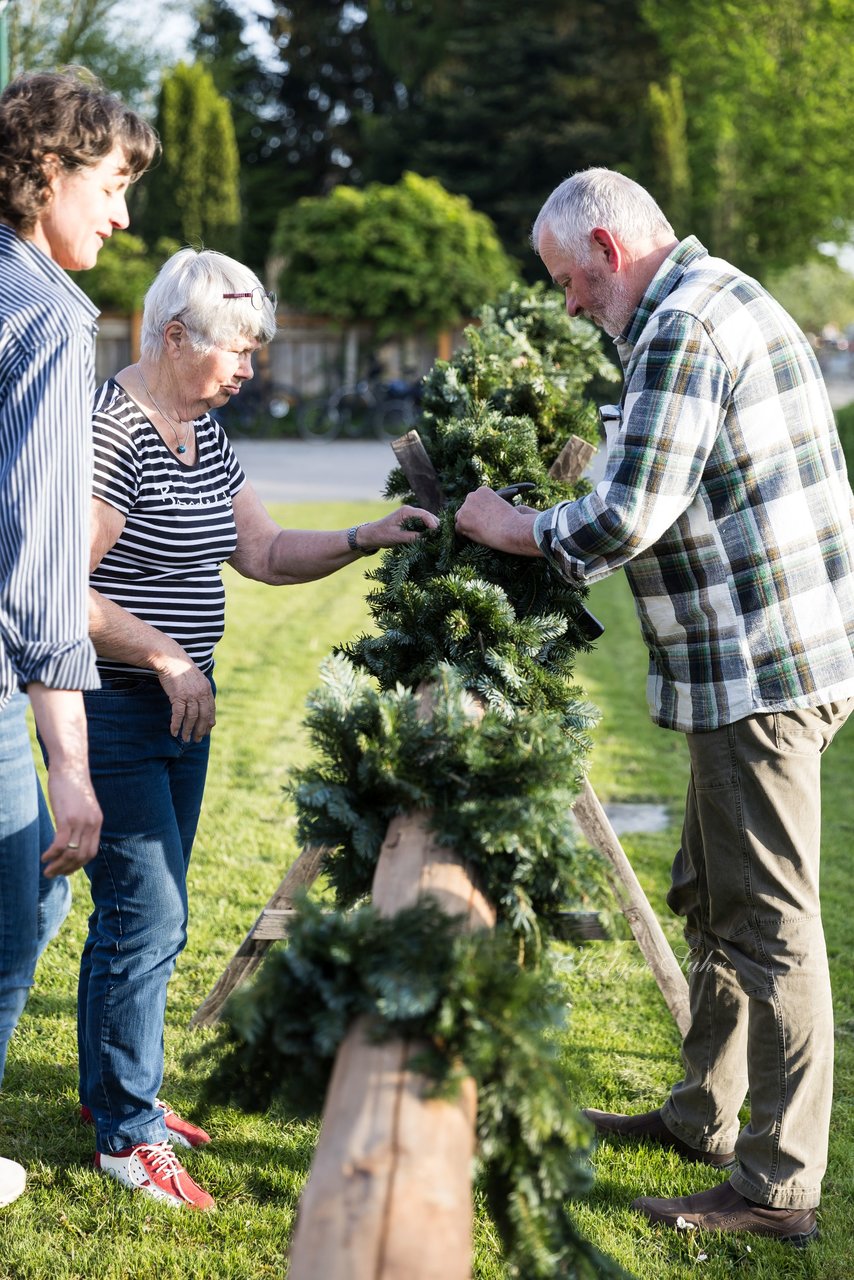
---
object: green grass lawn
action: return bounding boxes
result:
[1,501,851,1279]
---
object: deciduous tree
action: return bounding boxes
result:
[274,172,516,336]
[642,0,854,273]
[8,0,172,105]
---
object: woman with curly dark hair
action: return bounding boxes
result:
[0,68,157,1208]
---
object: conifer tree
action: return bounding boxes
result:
[136,61,241,257]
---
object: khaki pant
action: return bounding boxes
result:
[661,700,854,1208]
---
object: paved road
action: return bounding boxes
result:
[235,375,854,504]
[231,438,397,504]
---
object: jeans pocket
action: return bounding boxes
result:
[95,677,158,694]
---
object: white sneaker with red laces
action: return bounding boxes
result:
[95,1140,215,1210]
[80,1098,211,1149]
[0,1156,26,1207]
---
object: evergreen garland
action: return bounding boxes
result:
[291,655,602,933]
[349,286,618,701]
[346,409,600,705]
[209,285,624,1277]
[205,898,624,1280]
[384,281,616,476]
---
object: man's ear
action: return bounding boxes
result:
[591,227,623,273]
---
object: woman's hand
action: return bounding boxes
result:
[28,685,103,877]
[153,653,216,742]
[43,761,103,877]
[353,505,440,550]
[230,484,440,585]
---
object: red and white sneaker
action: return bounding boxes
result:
[80,1098,211,1149]
[95,1140,215,1210]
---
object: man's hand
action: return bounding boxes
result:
[455,486,543,556]
[42,762,102,877]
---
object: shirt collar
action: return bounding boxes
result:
[616,235,709,361]
[0,222,100,323]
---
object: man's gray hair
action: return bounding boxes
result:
[531,167,674,261]
[140,247,277,359]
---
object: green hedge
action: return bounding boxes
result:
[836,401,854,474]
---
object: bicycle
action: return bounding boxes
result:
[296,360,423,442]
[214,380,303,438]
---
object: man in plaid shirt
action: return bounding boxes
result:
[456,167,854,1245]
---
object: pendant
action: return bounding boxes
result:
[177,444,187,454]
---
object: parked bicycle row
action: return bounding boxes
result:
[215,358,423,441]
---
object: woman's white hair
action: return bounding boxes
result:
[140,247,277,359]
[531,167,674,262]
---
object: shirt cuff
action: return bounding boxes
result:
[533,507,557,553]
[14,638,101,692]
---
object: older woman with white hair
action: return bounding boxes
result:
[75,247,438,1211]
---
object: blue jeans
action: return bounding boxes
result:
[0,692,71,1083]
[79,677,210,1153]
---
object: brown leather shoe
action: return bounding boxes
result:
[582,1107,737,1168]
[632,1178,818,1247]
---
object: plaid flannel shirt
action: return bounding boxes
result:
[534,236,854,732]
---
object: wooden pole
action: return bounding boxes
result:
[549,434,597,485]
[572,782,690,1036]
[390,431,445,513]
[549,439,690,1035]
[189,843,328,1029]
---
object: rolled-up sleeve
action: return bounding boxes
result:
[534,310,732,583]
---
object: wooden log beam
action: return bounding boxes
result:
[287,687,494,1280]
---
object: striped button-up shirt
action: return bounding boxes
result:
[0,224,100,709]
[535,236,854,732]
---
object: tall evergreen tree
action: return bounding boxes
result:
[194,0,401,272]
[192,0,284,274]
[264,0,398,190]
[136,61,242,258]
[361,0,663,270]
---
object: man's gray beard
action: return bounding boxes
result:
[598,281,636,338]
[586,270,636,338]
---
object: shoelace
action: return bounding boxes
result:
[136,1140,195,1203]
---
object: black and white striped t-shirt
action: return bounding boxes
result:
[90,380,246,676]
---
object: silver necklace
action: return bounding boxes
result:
[137,366,193,455]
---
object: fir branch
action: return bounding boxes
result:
[291,655,598,930]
